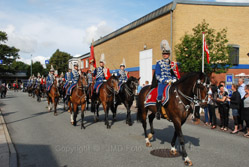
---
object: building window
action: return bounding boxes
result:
[86,59,89,68]
[81,61,84,69]
[228,44,239,65]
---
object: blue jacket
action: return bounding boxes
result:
[93,67,105,83]
[71,69,79,84]
[65,72,72,81]
[46,74,54,85]
[155,58,176,84]
[117,69,128,83]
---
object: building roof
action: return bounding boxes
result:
[93,0,249,47]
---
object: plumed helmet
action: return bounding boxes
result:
[50,65,55,72]
[60,72,64,77]
[120,58,126,67]
[37,72,41,77]
[160,40,171,54]
[100,53,105,64]
[54,70,58,76]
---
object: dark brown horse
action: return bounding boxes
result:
[47,79,60,116]
[86,82,94,110]
[137,72,209,166]
[34,84,42,102]
[91,75,119,129]
[68,73,88,129]
[112,76,140,126]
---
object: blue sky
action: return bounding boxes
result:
[0,0,248,65]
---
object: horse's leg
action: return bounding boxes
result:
[73,103,77,126]
[81,103,86,129]
[111,103,117,122]
[94,102,100,122]
[141,108,152,147]
[54,97,58,116]
[104,103,111,129]
[174,122,192,166]
[170,131,178,155]
[124,102,132,126]
[148,112,155,134]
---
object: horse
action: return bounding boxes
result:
[68,73,88,129]
[91,75,119,129]
[112,76,140,126]
[47,79,60,116]
[0,85,7,98]
[34,84,42,102]
[137,72,209,166]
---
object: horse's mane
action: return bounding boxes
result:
[173,72,203,86]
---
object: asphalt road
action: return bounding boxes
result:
[1,90,249,167]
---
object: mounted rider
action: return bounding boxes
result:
[46,65,55,93]
[155,40,177,120]
[66,62,80,98]
[87,69,93,87]
[116,58,129,87]
[34,73,41,89]
[63,68,72,90]
[92,53,111,94]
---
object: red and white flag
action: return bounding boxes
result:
[89,42,96,68]
[203,36,210,64]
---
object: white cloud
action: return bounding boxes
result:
[85,21,114,44]
[18,55,49,67]
[215,0,249,2]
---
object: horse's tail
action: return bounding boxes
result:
[136,85,150,122]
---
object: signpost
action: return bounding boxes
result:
[0,60,3,64]
[226,74,234,97]
[45,60,49,64]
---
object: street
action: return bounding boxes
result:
[1,90,249,167]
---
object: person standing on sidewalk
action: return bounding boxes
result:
[241,85,249,138]
[216,85,229,131]
[227,84,241,134]
[209,85,218,129]
[238,78,246,131]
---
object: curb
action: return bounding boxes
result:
[0,109,18,167]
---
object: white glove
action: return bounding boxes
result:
[172,79,177,83]
[69,81,72,83]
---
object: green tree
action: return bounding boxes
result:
[47,49,72,74]
[11,61,30,71]
[28,61,45,77]
[175,20,231,74]
[0,31,20,75]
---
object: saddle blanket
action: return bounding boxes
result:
[144,85,171,107]
[96,83,103,94]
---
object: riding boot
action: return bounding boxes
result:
[156,101,162,120]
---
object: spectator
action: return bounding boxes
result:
[216,85,229,131]
[241,85,249,137]
[238,78,246,131]
[227,84,241,134]
[135,81,143,108]
[208,85,218,129]
[218,81,229,94]
[145,80,149,86]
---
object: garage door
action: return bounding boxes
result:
[139,49,153,86]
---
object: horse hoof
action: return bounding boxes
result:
[81,125,85,129]
[148,133,153,140]
[71,122,74,125]
[73,122,77,126]
[146,142,152,147]
[54,113,57,116]
[170,150,178,156]
[193,118,200,125]
[184,160,193,166]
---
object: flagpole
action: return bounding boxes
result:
[202,32,204,73]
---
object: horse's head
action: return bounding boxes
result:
[127,76,140,91]
[107,75,119,94]
[79,72,88,89]
[193,72,210,107]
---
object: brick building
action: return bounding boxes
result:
[91,0,249,85]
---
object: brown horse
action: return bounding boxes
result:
[137,72,209,166]
[68,73,88,129]
[47,79,60,116]
[91,75,119,129]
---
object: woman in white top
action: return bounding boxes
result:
[241,85,249,137]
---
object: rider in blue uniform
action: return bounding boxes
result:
[63,68,72,90]
[66,63,79,97]
[46,66,55,93]
[116,58,129,87]
[93,54,108,93]
[87,70,93,87]
[155,40,177,120]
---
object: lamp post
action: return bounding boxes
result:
[31,54,32,76]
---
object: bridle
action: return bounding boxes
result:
[76,75,88,99]
[124,80,138,97]
[174,74,209,112]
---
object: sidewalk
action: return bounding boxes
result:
[0,108,17,167]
